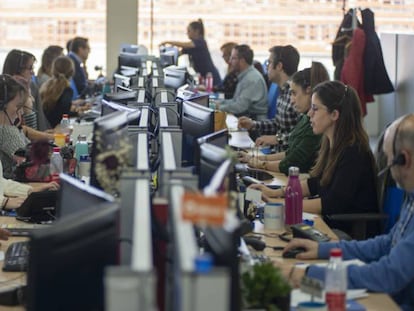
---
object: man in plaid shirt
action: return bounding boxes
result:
[238,45,301,146]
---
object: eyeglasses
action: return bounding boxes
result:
[310,104,328,112]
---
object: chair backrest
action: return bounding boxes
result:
[70,78,79,100]
[375,127,404,233]
[267,83,279,119]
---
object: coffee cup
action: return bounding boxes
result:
[264,202,284,230]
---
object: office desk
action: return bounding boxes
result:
[0,217,27,311]
[250,219,400,311]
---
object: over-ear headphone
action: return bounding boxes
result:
[378,116,408,176]
[0,75,9,111]
[391,118,407,167]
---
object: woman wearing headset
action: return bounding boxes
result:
[0,75,53,179]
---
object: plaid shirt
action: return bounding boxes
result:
[253,81,300,135]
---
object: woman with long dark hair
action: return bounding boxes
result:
[251,81,379,236]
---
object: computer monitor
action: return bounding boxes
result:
[113,73,131,90]
[56,173,114,218]
[26,203,120,311]
[181,101,215,167]
[160,53,175,68]
[121,44,139,54]
[198,143,228,190]
[100,99,142,126]
[159,46,179,67]
[189,93,210,108]
[118,52,142,70]
[90,111,132,196]
[194,128,229,176]
[201,225,240,311]
[164,65,188,89]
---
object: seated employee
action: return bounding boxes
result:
[238,62,329,175]
[213,42,238,99]
[1,159,59,211]
[237,45,301,145]
[283,114,414,311]
[250,81,379,237]
[215,44,268,121]
[0,75,54,178]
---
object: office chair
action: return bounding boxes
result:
[327,128,404,240]
[267,83,279,119]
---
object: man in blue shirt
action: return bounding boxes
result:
[283,113,414,311]
[68,37,90,98]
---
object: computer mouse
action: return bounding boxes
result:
[282,247,306,258]
[243,236,266,251]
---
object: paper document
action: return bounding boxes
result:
[229,131,254,149]
[303,212,318,220]
[291,288,368,307]
[226,114,239,129]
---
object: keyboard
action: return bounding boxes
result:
[0,223,49,237]
[2,241,29,272]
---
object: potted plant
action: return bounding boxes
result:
[241,262,291,311]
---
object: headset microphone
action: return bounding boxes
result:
[377,153,406,177]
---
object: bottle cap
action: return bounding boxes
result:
[288,166,300,176]
[79,154,90,162]
[62,114,69,118]
[77,134,87,141]
[53,147,61,153]
[194,253,213,274]
[330,248,342,257]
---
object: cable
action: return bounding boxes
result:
[160,105,180,124]
[153,89,176,103]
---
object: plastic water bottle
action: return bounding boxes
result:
[78,154,91,180]
[284,166,303,225]
[60,114,70,134]
[60,114,71,144]
[50,147,63,181]
[325,248,347,311]
[205,72,213,93]
[74,135,89,162]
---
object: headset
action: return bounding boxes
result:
[378,117,408,176]
[391,119,407,167]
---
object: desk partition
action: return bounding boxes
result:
[105,175,157,311]
[166,182,230,311]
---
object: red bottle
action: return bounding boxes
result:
[205,72,213,93]
[284,166,303,225]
